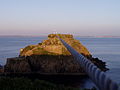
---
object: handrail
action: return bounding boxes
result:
[57,37,119,90]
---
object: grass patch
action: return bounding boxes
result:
[21,45,36,54]
[0,77,79,90]
[0,77,96,90]
[32,47,57,55]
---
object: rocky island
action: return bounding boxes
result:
[0,34,109,90]
[4,34,108,74]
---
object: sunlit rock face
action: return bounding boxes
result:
[20,34,91,57]
[4,34,108,73]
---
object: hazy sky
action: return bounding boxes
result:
[0,0,120,36]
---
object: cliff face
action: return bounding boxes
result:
[5,57,31,72]
[5,55,84,73]
[4,34,108,73]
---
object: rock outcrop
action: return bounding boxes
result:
[20,34,91,57]
[4,34,108,74]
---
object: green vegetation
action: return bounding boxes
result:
[0,77,75,90]
[62,47,70,55]
[32,47,57,55]
[32,47,46,54]
[21,45,36,54]
[0,77,96,90]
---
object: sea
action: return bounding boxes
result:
[0,36,120,88]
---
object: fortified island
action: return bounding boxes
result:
[3,34,108,74]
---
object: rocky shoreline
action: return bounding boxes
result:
[0,34,109,90]
[1,34,108,74]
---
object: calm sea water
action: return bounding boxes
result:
[76,37,120,85]
[0,36,120,87]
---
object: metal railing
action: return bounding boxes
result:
[57,37,119,90]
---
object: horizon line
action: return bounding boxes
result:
[0,34,120,38]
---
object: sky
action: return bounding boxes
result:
[0,0,120,36]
